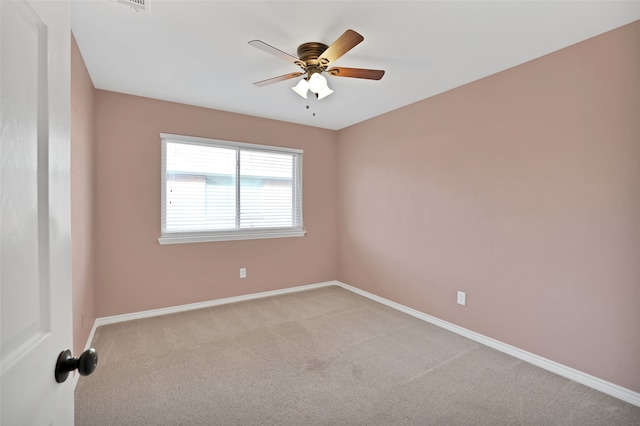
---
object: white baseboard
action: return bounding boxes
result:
[333,280,640,408]
[93,281,335,327]
[72,316,101,389]
[79,279,640,407]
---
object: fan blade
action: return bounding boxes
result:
[327,67,385,80]
[318,29,364,65]
[248,40,300,64]
[253,72,304,87]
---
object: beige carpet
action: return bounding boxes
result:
[75,286,640,425]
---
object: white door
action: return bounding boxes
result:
[1,1,74,424]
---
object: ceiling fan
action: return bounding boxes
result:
[249,29,385,100]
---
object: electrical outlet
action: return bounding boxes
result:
[457,291,466,306]
[239,268,247,279]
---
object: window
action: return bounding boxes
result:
[159,133,305,244]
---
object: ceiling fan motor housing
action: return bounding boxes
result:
[297,42,330,77]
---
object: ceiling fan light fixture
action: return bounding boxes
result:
[316,85,334,100]
[308,73,328,93]
[292,78,309,98]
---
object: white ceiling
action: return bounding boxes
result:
[71,1,639,131]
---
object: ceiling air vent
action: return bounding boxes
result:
[116,0,149,13]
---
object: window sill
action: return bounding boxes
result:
[158,229,306,245]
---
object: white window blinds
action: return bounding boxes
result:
[159,134,304,244]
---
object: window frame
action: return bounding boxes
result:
[159,133,305,245]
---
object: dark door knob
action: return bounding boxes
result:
[55,348,98,383]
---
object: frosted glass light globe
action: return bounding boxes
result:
[292,79,309,98]
[308,73,328,93]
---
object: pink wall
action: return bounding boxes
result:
[93,91,338,317]
[337,21,640,392]
[70,34,96,356]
